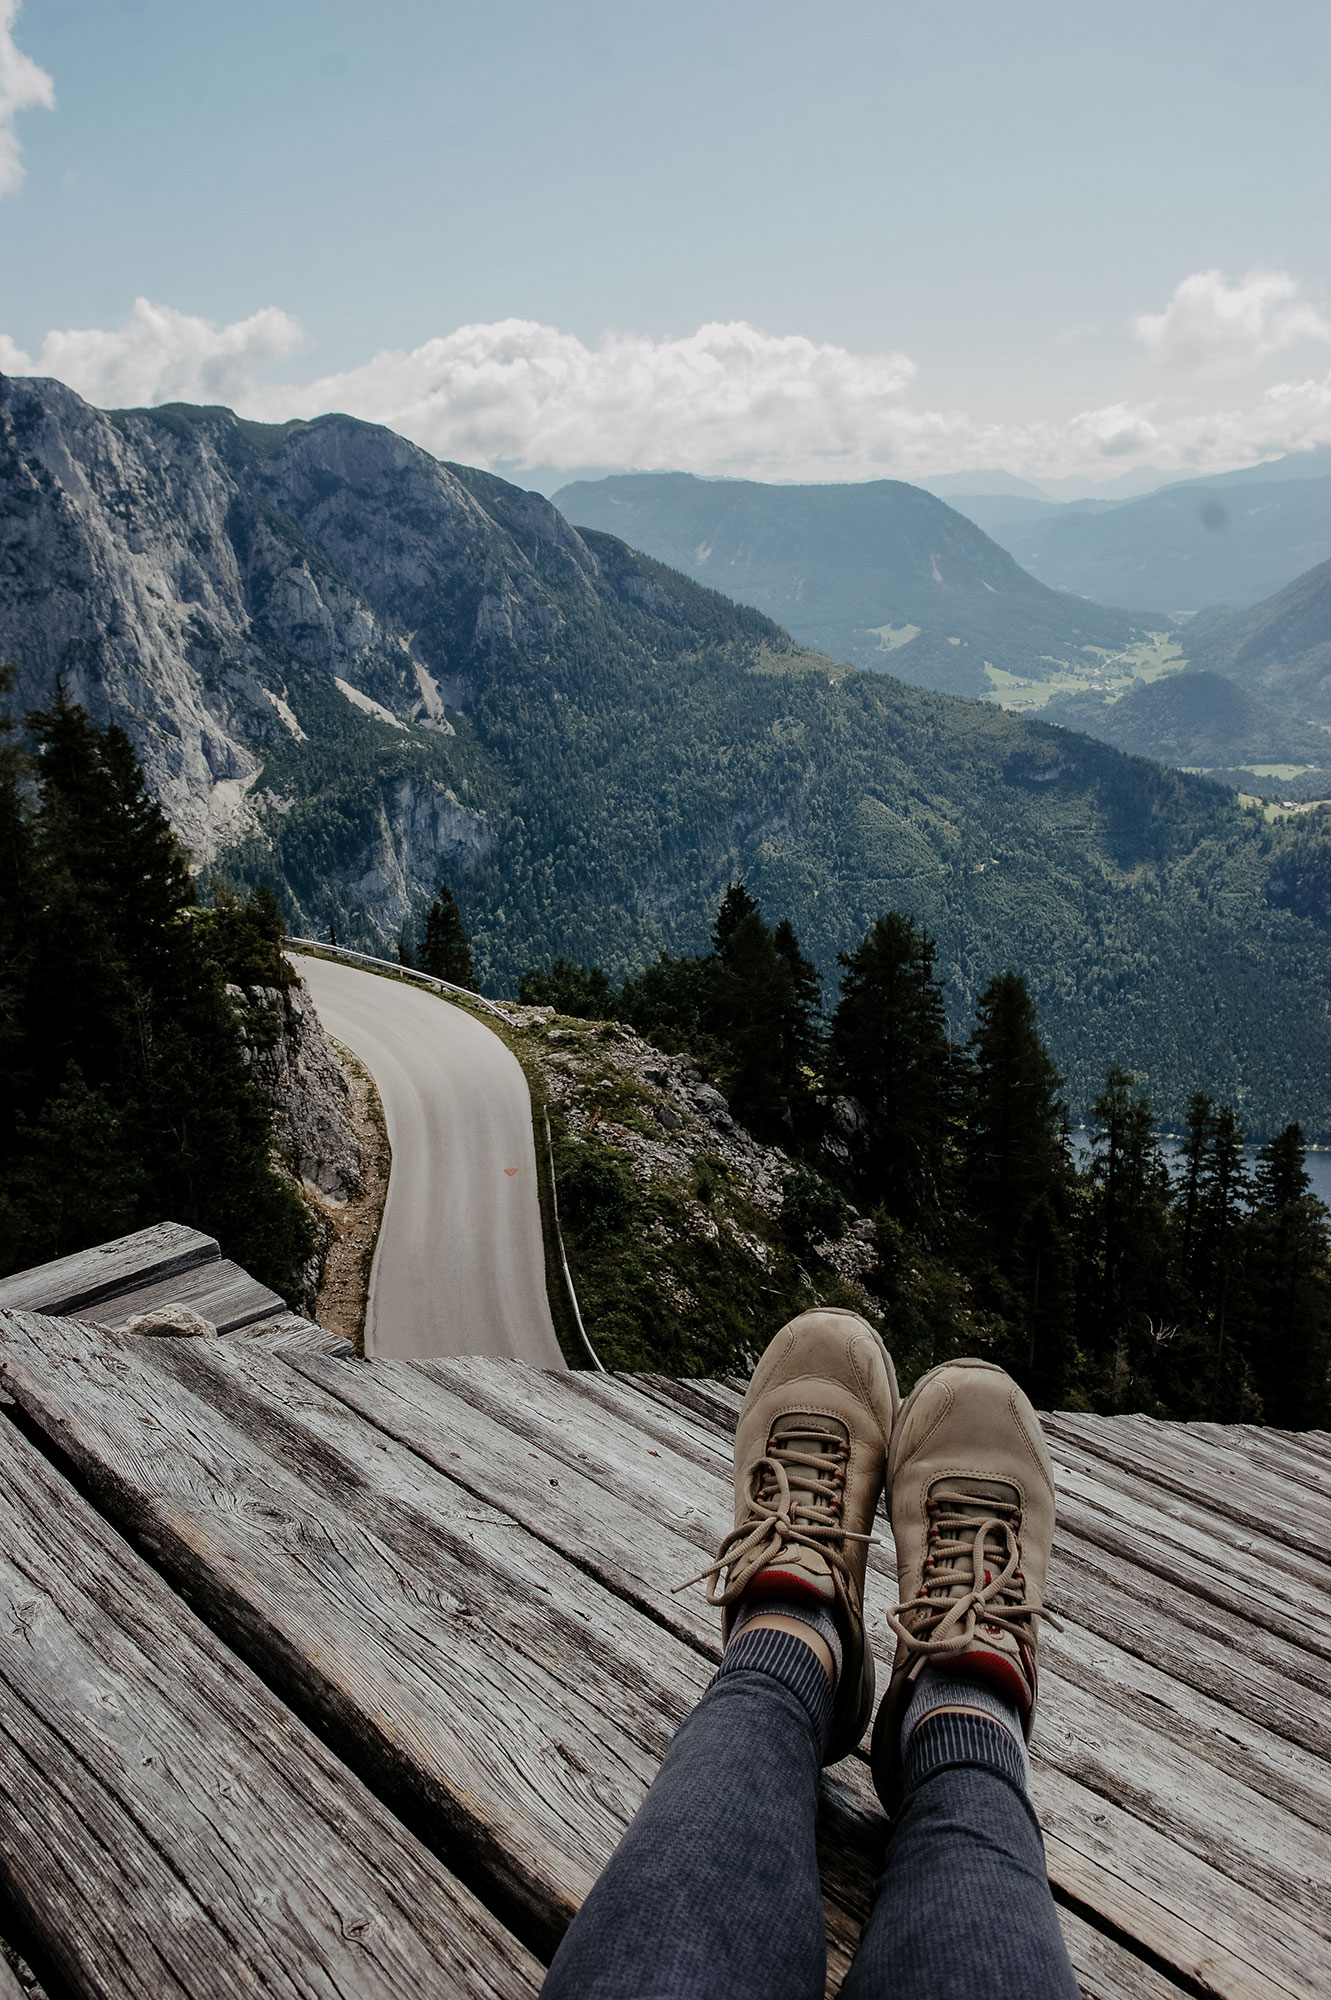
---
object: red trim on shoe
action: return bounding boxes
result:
[947,1649,1033,1718]
[744,1568,836,1607]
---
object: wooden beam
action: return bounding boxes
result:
[0,1223,218,1317]
[0,1402,540,2000]
[93,1259,285,1335]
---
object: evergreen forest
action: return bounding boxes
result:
[0,689,313,1296]
[522,886,1331,1429]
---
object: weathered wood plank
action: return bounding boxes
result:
[231,1314,350,1355]
[7,1319,1324,1997]
[0,1949,29,2000]
[287,1350,727,1655]
[0,1316,759,1958]
[291,1354,1331,1985]
[1055,1911,1193,2000]
[1044,1412,1331,1561]
[0,1407,541,2000]
[94,1258,285,1334]
[0,1319,1134,1995]
[1047,1536,1331,1766]
[1043,1427,1330,1588]
[0,1223,218,1317]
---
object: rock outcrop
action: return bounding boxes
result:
[230,973,363,1204]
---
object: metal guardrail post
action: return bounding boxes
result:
[544,1109,606,1373]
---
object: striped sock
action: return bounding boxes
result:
[728,1594,844,1684]
[901,1665,1030,1786]
[715,1626,834,1752]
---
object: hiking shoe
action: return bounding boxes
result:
[870,1358,1057,1813]
[686,1307,899,1763]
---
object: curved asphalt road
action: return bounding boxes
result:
[296,954,565,1367]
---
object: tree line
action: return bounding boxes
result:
[0,688,312,1295]
[521,886,1331,1427]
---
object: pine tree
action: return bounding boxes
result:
[518,957,615,1017]
[707,900,791,1138]
[419,882,476,988]
[1082,1068,1172,1409]
[830,912,958,1232]
[1242,1126,1331,1428]
[772,917,823,1140]
[0,700,312,1290]
[1192,1102,1252,1419]
[711,881,760,956]
[962,972,1076,1400]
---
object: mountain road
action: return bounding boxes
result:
[296,954,565,1366]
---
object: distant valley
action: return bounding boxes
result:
[3,373,1331,1131]
[555,470,1165,700]
[560,466,1331,799]
[943,449,1331,615]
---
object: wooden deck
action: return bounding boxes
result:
[1,1303,1328,1999]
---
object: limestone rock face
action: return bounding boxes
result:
[230,974,363,1203]
[0,373,604,939]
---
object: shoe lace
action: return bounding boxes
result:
[673,1425,877,1607]
[885,1486,1059,1680]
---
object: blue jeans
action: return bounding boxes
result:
[543,1631,1079,2000]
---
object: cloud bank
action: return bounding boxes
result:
[6,277,1331,485]
[0,0,53,199]
[1134,268,1331,375]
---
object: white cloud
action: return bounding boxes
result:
[0,0,54,199]
[1134,268,1331,375]
[14,297,304,408]
[264,318,928,478]
[8,293,1331,486]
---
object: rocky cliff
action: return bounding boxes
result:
[4,372,1331,1128]
[229,971,364,1309]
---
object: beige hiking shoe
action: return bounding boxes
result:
[870,1357,1057,1813]
[683,1307,899,1763]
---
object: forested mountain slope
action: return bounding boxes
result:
[1,374,1328,1130]
[1182,556,1331,721]
[554,470,1156,696]
[1040,669,1331,773]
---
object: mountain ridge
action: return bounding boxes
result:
[553,469,1161,697]
[3,373,1330,1131]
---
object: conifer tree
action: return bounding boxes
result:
[962,972,1076,1400]
[830,911,958,1232]
[419,882,476,988]
[518,957,615,1017]
[711,881,761,956]
[0,699,312,1290]
[1242,1125,1331,1428]
[1082,1068,1172,1408]
[773,917,823,1139]
[707,899,791,1138]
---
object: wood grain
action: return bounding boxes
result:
[0,1403,540,2000]
[94,1257,284,1334]
[0,1223,218,1317]
[5,1306,1327,1999]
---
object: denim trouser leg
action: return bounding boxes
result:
[841,1711,1080,2000]
[542,1630,830,2000]
[542,1653,1078,2000]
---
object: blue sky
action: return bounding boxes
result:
[2,0,1330,487]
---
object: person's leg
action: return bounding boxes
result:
[842,1686,1078,2000]
[543,1309,900,2000]
[542,1625,830,2000]
[847,1357,1077,2000]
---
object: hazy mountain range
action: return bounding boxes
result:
[952,471,1331,616]
[561,466,1331,793]
[2,372,1330,1129]
[554,471,1161,698]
